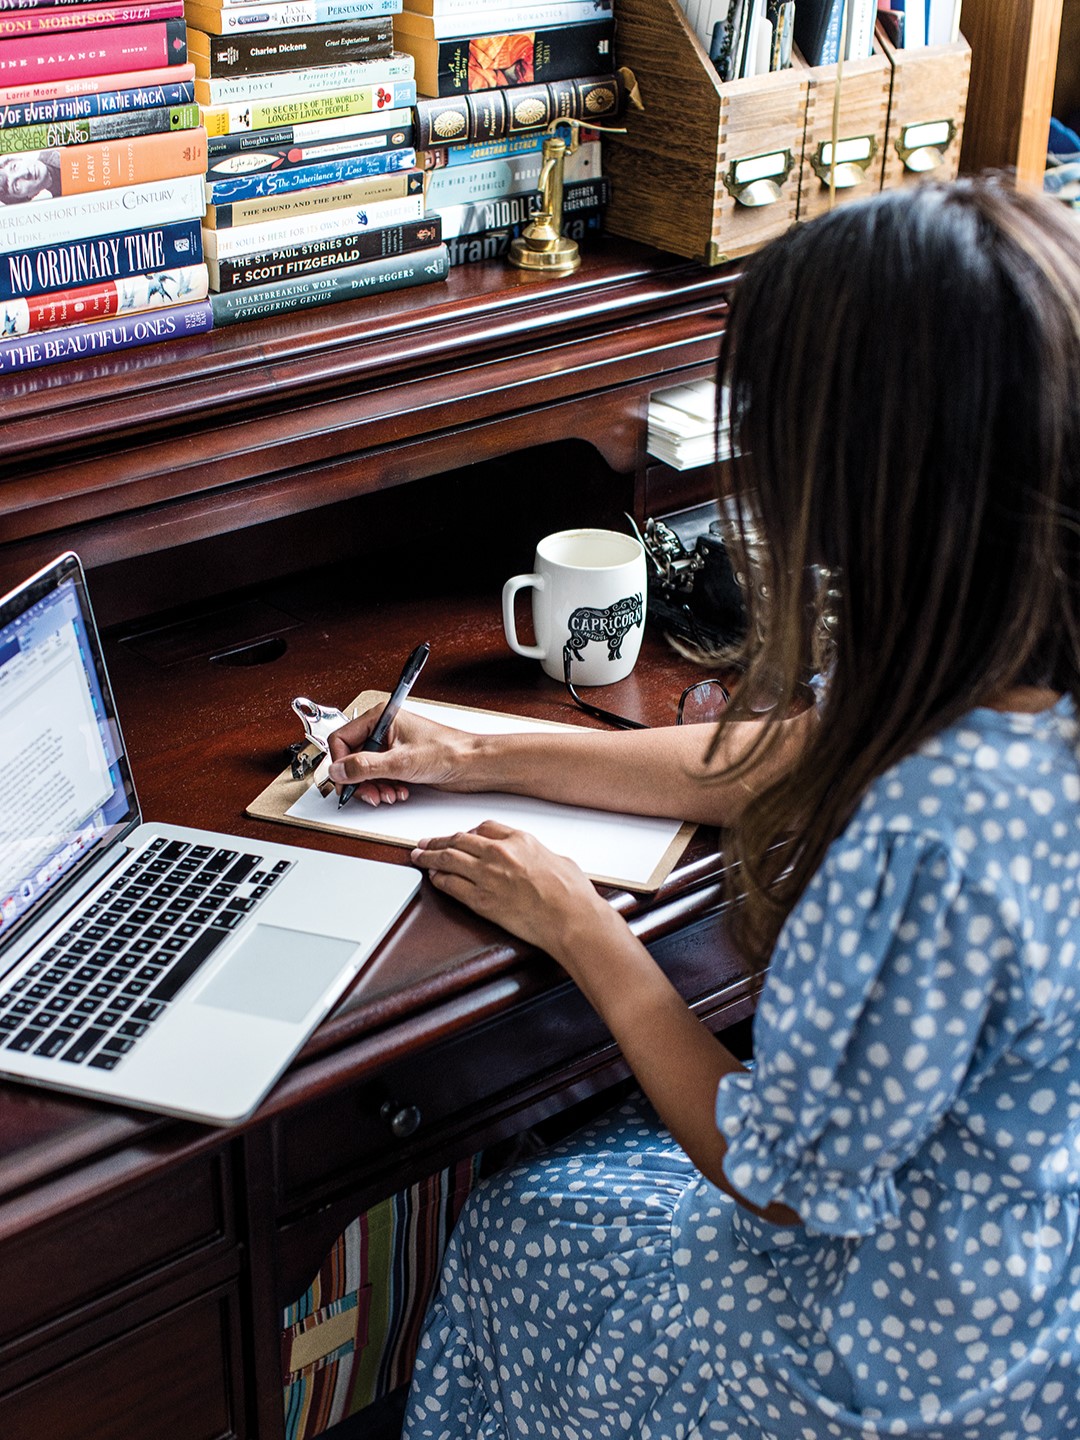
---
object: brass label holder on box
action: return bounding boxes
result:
[509,117,626,277]
[895,117,957,173]
[809,133,879,189]
[722,148,796,208]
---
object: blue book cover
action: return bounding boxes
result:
[0,80,195,130]
[205,146,416,204]
[0,220,202,301]
[0,299,213,373]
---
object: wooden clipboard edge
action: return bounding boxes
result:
[247,691,698,894]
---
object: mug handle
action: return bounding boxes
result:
[502,573,546,659]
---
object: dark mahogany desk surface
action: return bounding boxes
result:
[0,567,754,1206]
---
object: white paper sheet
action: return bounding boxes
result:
[285,699,688,890]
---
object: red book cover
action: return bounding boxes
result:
[0,4,184,39]
[0,60,194,102]
[2,261,208,332]
[0,19,187,81]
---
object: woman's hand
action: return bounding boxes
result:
[410,820,611,961]
[326,705,474,807]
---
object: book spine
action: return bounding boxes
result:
[206,145,414,202]
[412,72,618,146]
[0,0,147,9]
[0,61,194,103]
[0,216,201,297]
[445,203,601,264]
[844,0,874,59]
[206,165,421,226]
[0,296,212,371]
[200,77,416,133]
[207,211,439,288]
[435,173,607,236]
[0,19,188,81]
[0,170,204,251]
[418,130,544,168]
[0,3,185,37]
[0,259,207,332]
[207,127,411,179]
[200,188,423,255]
[194,54,413,106]
[395,0,613,40]
[210,242,447,325]
[185,0,401,33]
[0,100,197,148]
[7,125,206,197]
[204,105,410,154]
[0,79,194,127]
[820,0,844,64]
[189,18,392,75]
[423,138,598,210]
[399,19,613,97]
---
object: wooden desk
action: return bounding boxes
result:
[0,242,749,1439]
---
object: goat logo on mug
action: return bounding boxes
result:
[563,593,643,668]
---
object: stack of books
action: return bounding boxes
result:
[0,0,211,375]
[646,379,732,470]
[876,0,962,51]
[190,0,450,324]
[396,0,616,266]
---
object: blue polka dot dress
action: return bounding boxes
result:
[403,702,1080,1439]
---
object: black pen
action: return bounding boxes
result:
[338,641,431,808]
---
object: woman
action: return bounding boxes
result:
[328,178,1080,1438]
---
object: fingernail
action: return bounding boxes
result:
[362,794,378,807]
[328,762,344,782]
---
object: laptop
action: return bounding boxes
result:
[0,552,421,1125]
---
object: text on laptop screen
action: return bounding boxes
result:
[0,572,134,940]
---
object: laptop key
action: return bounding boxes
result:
[34,1031,70,1058]
[61,1028,108,1064]
[150,927,230,1003]
[88,1051,121,1071]
[9,1028,43,1052]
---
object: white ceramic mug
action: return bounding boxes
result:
[502,528,647,686]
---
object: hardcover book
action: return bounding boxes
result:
[204,104,411,153]
[422,136,598,209]
[187,18,393,76]
[0,170,205,251]
[198,188,424,256]
[205,125,411,181]
[792,0,845,65]
[393,18,613,96]
[0,2,185,38]
[0,19,188,81]
[412,71,619,144]
[392,1,613,39]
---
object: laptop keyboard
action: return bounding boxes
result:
[0,837,293,1073]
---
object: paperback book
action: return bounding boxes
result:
[183,0,402,33]
[0,127,206,202]
[205,166,422,226]
[0,297,213,372]
[205,150,418,206]
[0,217,202,299]
[204,105,410,155]
[0,61,196,107]
[392,0,613,39]
[209,241,447,324]
[434,173,606,237]
[423,137,598,209]
[0,19,189,81]
[0,170,205,250]
[199,77,416,134]
[206,211,439,289]
[0,1,186,38]
[205,126,411,181]
[188,18,393,76]
[0,101,200,151]
[0,261,208,335]
[446,203,601,264]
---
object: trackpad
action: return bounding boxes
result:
[194,925,359,1023]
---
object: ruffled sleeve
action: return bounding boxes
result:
[716,826,1015,1237]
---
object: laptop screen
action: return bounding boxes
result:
[0,553,138,954]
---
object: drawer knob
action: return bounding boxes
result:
[380,1100,422,1139]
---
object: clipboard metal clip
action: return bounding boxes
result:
[289,697,351,779]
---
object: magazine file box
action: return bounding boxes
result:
[602,0,809,266]
[876,26,971,192]
[795,41,892,223]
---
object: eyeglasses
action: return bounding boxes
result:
[562,653,730,730]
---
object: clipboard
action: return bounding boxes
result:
[247,692,697,893]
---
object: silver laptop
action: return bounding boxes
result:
[0,553,420,1125]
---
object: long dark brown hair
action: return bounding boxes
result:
[714,177,1080,967]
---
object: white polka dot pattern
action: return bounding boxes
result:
[404,703,1080,1438]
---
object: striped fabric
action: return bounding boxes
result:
[282,1155,481,1440]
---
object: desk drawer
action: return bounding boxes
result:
[0,1150,232,1348]
[0,1281,245,1440]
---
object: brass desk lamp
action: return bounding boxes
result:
[509,117,625,276]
